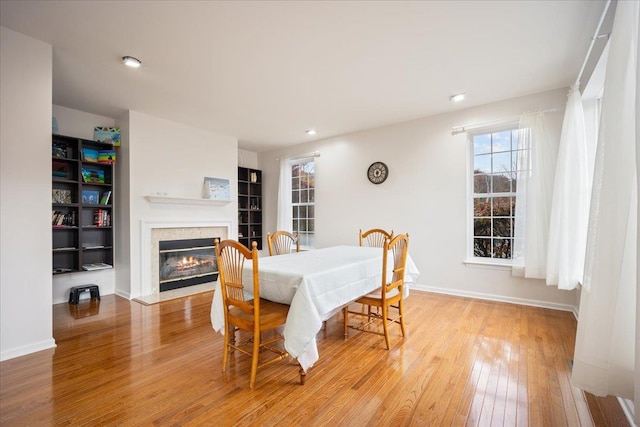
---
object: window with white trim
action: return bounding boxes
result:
[291,159,315,249]
[469,125,523,262]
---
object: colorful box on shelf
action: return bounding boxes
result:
[93,126,121,146]
[52,161,69,178]
[98,149,116,164]
[52,189,72,204]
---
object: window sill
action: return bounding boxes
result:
[463,259,512,271]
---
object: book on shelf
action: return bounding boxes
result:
[82,190,100,205]
[53,267,73,274]
[81,147,99,163]
[82,263,113,271]
[100,190,112,205]
[81,167,105,183]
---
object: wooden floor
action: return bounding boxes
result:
[0,291,628,426]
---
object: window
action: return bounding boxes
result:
[469,126,522,262]
[291,159,315,249]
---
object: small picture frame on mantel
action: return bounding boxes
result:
[202,177,230,201]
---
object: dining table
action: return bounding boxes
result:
[210,245,420,375]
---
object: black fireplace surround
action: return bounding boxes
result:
[158,237,218,292]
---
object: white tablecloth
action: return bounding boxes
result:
[210,245,419,371]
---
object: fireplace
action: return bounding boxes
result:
[139,221,231,301]
[158,237,218,292]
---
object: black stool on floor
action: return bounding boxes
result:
[69,285,100,304]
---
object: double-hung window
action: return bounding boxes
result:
[290,159,315,249]
[469,125,523,263]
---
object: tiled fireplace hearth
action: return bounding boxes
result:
[138,221,230,304]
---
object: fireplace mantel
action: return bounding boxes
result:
[144,195,231,206]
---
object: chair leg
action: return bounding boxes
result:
[222,324,231,372]
[399,299,406,337]
[343,307,349,338]
[382,304,391,350]
[299,363,306,385]
[249,330,260,388]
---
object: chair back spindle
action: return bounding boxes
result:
[359,228,394,248]
[267,231,300,256]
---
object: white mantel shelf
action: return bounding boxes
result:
[144,195,231,206]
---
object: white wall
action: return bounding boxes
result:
[0,27,55,360]
[123,111,238,299]
[259,88,579,311]
[51,105,117,303]
[238,148,258,169]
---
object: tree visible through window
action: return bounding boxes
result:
[471,127,522,260]
[291,160,315,248]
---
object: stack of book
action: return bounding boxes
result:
[93,209,111,227]
[52,210,76,226]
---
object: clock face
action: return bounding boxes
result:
[367,162,389,184]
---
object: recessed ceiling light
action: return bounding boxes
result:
[450,93,466,102]
[122,56,142,68]
[306,129,317,135]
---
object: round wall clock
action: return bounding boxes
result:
[367,161,389,184]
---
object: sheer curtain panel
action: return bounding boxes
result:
[572,0,638,404]
[277,158,292,232]
[546,86,593,290]
[512,112,558,279]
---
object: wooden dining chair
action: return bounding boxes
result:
[359,228,393,248]
[267,231,300,256]
[344,233,409,349]
[215,239,290,388]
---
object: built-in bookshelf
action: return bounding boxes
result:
[238,167,262,250]
[52,134,115,274]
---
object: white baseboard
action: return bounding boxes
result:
[618,397,636,427]
[0,338,57,362]
[411,284,577,313]
[115,289,131,300]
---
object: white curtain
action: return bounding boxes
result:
[572,0,638,402]
[512,112,558,279]
[636,4,640,419]
[276,157,292,232]
[546,86,593,290]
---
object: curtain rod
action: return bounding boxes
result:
[451,108,558,135]
[575,0,612,86]
[276,151,321,161]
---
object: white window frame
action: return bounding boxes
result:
[466,122,521,266]
[289,158,315,250]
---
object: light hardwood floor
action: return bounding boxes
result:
[0,291,629,426]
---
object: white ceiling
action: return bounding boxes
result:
[0,1,605,152]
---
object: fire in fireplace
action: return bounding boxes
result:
[159,237,218,292]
